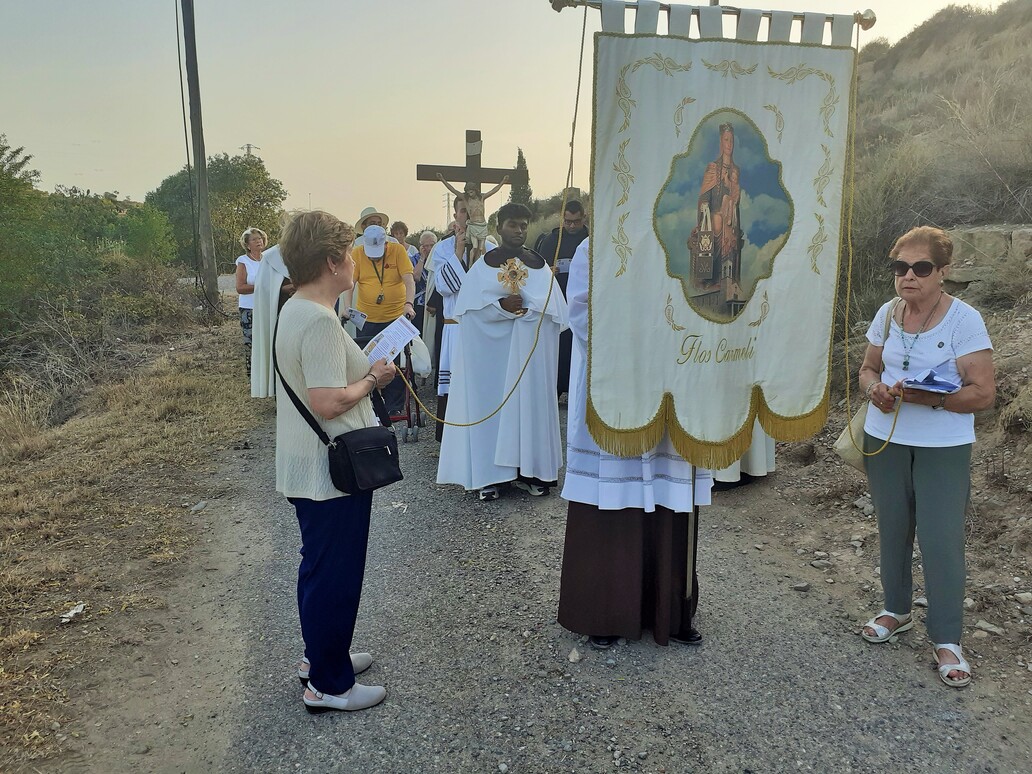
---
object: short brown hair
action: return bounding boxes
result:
[391,221,409,237]
[889,226,953,267]
[279,211,355,288]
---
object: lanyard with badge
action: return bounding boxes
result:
[370,253,386,304]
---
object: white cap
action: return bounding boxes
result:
[363,225,387,259]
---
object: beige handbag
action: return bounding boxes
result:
[834,297,900,471]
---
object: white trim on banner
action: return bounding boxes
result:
[601,0,624,32]
[737,9,763,42]
[634,0,661,33]
[801,12,826,44]
[768,11,794,42]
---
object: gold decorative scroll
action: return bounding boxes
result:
[767,64,838,138]
[664,294,686,331]
[702,58,758,79]
[613,138,634,207]
[807,213,827,274]
[632,52,693,76]
[813,144,833,207]
[612,212,632,277]
[616,64,635,133]
[763,104,785,142]
[674,96,697,137]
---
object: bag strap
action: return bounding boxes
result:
[883,296,901,342]
[273,315,333,447]
[272,315,394,447]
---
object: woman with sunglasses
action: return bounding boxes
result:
[857,226,995,688]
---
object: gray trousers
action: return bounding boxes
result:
[863,434,971,644]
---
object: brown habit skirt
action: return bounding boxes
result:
[557,501,698,646]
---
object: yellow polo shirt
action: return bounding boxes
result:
[352,242,413,323]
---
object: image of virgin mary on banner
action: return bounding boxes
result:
[588,31,855,468]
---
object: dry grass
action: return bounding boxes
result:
[0,320,252,769]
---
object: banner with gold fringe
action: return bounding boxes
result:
[588,32,856,469]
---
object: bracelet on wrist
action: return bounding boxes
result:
[864,381,878,399]
[404,301,414,307]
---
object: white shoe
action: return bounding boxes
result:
[512,479,548,497]
[303,682,386,713]
[297,653,373,686]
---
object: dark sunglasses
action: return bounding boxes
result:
[890,260,936,278]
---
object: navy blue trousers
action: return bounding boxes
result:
[291,491,373,695]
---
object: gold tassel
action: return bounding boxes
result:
[587,387,830,469]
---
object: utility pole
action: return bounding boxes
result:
[181,0,220,309]
[239,143,260,156]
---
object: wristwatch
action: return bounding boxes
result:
[932,394,948,411]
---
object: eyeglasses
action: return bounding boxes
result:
[890,260,936,278]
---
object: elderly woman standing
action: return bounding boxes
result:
[235,227,267,374]
[276,211,396,712]
[858,226,995,688]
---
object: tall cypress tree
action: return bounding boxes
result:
[508,148,533,205]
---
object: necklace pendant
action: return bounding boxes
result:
[902,359,909,371]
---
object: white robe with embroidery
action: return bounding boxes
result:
[437,251,569,490]
[561,240,712,511]
[250,245,291,398]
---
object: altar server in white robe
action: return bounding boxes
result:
[251,244,293,398]
[437,203,569,501]
[432,197,495,441]
[713,421,776,488]
[558,239,713,649]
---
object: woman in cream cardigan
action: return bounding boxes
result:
[275,211,395,713]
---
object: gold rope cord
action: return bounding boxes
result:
[841,21,901,460]
[394,5,589,428]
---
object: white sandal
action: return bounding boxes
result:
[932,643,972,688]
[861,609,914,643]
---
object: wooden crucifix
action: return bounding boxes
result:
[416,129,527,195]
[417,129,528,262]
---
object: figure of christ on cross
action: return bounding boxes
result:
[437,174,508,265]
[416,129,527,264]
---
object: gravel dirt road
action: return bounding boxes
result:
[74,398,1029,774]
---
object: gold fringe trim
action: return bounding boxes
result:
[586,386,829,470]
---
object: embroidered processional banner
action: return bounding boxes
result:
[588,32,856,468]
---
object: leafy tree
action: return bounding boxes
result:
[1,134,41,184]
[146,153,287,271]
[0,136,47,317]
[508,148,533,206]
[123,205,176,264]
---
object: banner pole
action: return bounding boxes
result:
[548,0,877,31]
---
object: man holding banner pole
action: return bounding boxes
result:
[558,241,713,649]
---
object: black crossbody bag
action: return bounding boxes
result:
[273,318,402,494]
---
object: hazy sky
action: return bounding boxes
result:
[1,1,996,233]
